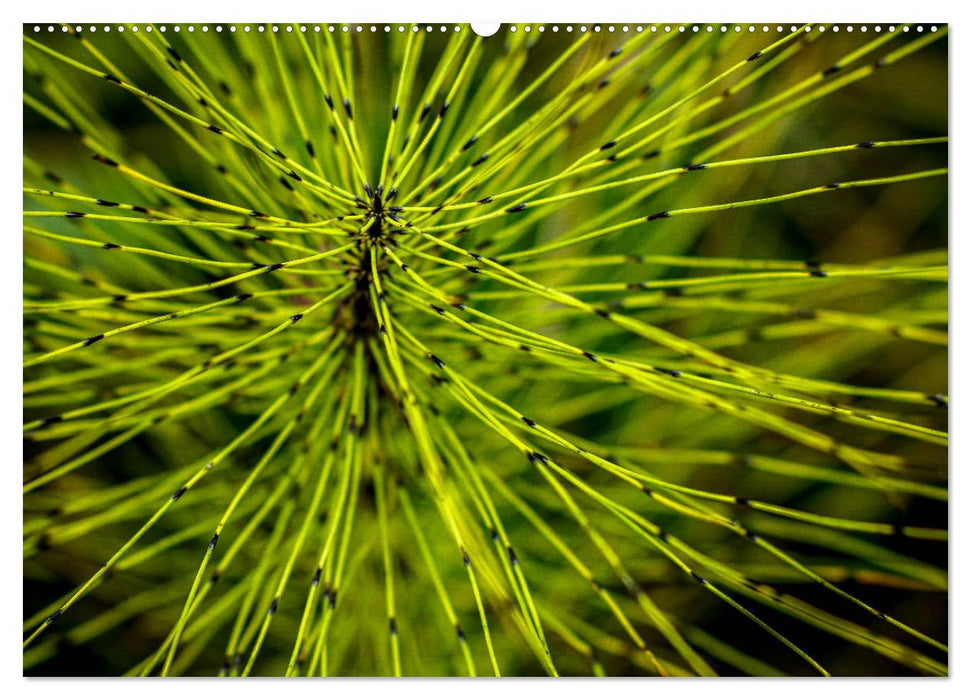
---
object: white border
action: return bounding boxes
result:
[3,0,963,22]
[5,1,963,697]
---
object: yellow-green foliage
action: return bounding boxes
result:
[23,23,947,677]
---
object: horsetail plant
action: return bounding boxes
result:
[23,23,947,677]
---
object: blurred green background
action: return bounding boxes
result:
[24,24,947,676]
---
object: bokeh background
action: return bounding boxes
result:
[24,24,947,676]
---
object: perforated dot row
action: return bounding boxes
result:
[29,24,942,35]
